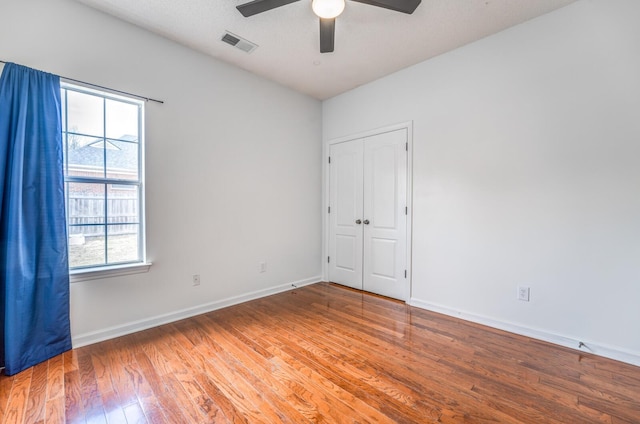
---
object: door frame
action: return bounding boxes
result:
[322,121,414,301]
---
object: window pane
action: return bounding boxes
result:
[62,133,68,175]
[107,184,139,224]
[68,183,105,225]
[68,225,106,268]
[67,182,110,268]
[61,90,67,132]
[106,140,139,180]
[107,224,140,263]
[67,135,105,178]
[106,99,138,140]
[63,84,145,271]
[67,90,104,137]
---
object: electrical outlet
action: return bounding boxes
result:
[192,274,200,286]
[517,286,530,302]
[259,261,267,273]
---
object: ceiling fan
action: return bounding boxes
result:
[236,0,422,53]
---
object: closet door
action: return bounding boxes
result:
[328,140,364,290]
[362,129,408,300]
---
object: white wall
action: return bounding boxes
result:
[323,0,640,364]
[0,0,322,344]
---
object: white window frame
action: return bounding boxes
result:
[61,83,151,282]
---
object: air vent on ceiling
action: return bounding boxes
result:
[221,31,258,54]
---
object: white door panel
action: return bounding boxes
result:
[370,143,398,229]
[370,238,397,279]
[363,129,408,300]
[335,235,357,271]
[329,140,363,289]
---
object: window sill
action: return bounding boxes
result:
[70,262,152,283]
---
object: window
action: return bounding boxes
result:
[61,84,145,271]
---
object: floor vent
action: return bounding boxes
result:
[221,31,258,53]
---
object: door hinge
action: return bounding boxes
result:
[405,142,408,151]
[328,156,331,164]
[405,206,408,215]
[404,270,407,278]
[328,256,330,263]
[328,206,331,213]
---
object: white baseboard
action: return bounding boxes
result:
[72,276,321,348]
[408,298,640,368]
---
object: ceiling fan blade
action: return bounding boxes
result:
[319,18,335,53]
[237,0,300,17]
[349,0,421,14]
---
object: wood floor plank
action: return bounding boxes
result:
[161,374,208,424]
[86,349,112,400]
[2,368,33,424]
[121,401,147,424]
[136,394,168,424]
[193,340,289,422]
[134,328,205,423]
[44,396,65,424]
[23,361,48,424]
[102,340,139,407]
[194,359,269,423]
[99,390,126,424]
[578,394,640,424]
[193,373,244,424]
[76,349,106,424]
[168,324,245,423]
[62,370,85,424]
[156,342,218,421]
[0,375,15,420]
[45,354,64,402]
[62,351,79,374]
[2,282,640,423]
[133,351,190,424]
[268,346,396,423]
[580,372,640,402]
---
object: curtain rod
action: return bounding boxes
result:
[0,60,164,104]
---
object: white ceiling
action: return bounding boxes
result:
[74,0,577,100]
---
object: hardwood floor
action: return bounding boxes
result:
[1,282,639,423]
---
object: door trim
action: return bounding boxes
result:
[322,121,413,301]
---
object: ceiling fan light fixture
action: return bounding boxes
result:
[312,0,345,19]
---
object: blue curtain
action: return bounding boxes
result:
[0,63,72,376]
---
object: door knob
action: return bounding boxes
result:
[355,219,362,224]
[363,219,370,225]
